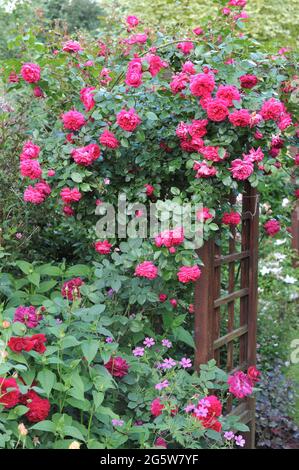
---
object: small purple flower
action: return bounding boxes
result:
[161,358,176,370]
[235,435,245,447]
[184,404,195,413]
[111,419,124,427]
[107,288,115,297]
[194,405,208,418]
[104,178,110,185]
[224,431,235,441]
[162,339,172,348]
[143,337,155,348]
[155,380,169,391]
[13,306,40,329]
[55,318,63,325]
[106,337,114,343]
[133,347,145,357]
[180,357,192,369]
[15,232,23,240]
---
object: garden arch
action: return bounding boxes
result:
[193,182,259,448]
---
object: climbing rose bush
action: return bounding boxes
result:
[1,1,297,449]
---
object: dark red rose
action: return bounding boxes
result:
[104,356,129,378]
[21,390,50,422]
[0,377,20,408]
[247,366,261,383]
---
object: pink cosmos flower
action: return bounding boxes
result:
[155,380,169,391]
[206,98,229,122]
[235,435,246,447]
[116,108,141,132]
[162,339,172,348]
[229,159,254,180]
[20,141,40,160]
[126,15,139,27]
[62,110,86,131]
[95,240,112,254]
[216,85,240,107]
[228,371,253,398]
[222,212,241,225]
[143,337,155,348]
[133,347,145,357]
[177,265,201,283]
[180,357,192,368]
[71,143,100,166]
[80,87,96,112]
[60,187,82,203]
[21,63,41,83]
[135,261,158,279]
[177,41,194,55]
[260,98,284,121]
[190,73,215,98]
[264,219,280,236]
[99,129,119,149]
[14,306,40,328]
[229,109,251,127]
[20,159,42,179]
[62,40,83,53]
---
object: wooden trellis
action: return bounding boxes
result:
[194,182,259,449]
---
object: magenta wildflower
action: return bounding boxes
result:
[133,347,145,357]
[143,337,155,348]
[235,435,245,447]
[155,380,169,391]
[180,357,192,368]
[161,358,177,369]
[224,431,235,440]
[161,339,172,348]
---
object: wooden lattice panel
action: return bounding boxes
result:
[194,182,259,448]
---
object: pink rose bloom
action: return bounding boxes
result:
[177,265,201,283]
[155,437,167,448]
[295,154,299,166]
[95,240,112,254]
[9,71,19,83]
[63,205,75,217]
[264,219,280,236]
[99,130,119,149]
[239,74,258,89]
[146,54,168,77]
[48,169,55,177]
[222,7,231,15]
[126,33,148,45]
[145,184,155,196]
[260,98,284,121]
[190,73,215,97]
[222,212,241,225]
[21,63,41,83]
[80,87,96,112]
[126,15,139,28]
[229,109,251,127]
[194,161,217,178]
[228,0,247,6]
[243,147,264,163]
[189,119,208,138]
[170,72,189,94]
[135,261,158,280]
[229,159,253,180]
[116,108,141,132]
[159,293,168,302]
[151,398,164,417]
[216,85,240,107]
[278,112,292,130]
[20,159,42,179]
[193,27,204,35]
[177,41,194,55]
[206,98,229,122]
[200,146,223,162]
[60,187,82,203]
[62,40,83,53]
[176,121,189,140]
[155,227,184,248]
[125,58,143,87]
[254,131,263,139]
[35,181,51,196]
[100,67,112,86]
[247,366,261,383]
[20,141,40,160]
[14,306,40,328]
[182,61,196,74]
[62,110,86,131]
[228,371,253,399]
[71,143,100,166]
[23,185,45,204]
[196,207,213,222]
[33,86,44,98]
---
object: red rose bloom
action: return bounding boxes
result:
[229,109,251,127]
[8,337,34,353]
[21,390,50,422]
[30,334,47,354]
[239,74,258,89]
[21,63,41,83]
[0,377,20,409]
[247,366,261,383]
[99,130,119,149]
[61,278,84,301]
[264,219,280,237]
[206,98,229,122]
[222,212,241,225]
[105,356,129,378]
[151,398,164,417]
[95,240,112,254]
